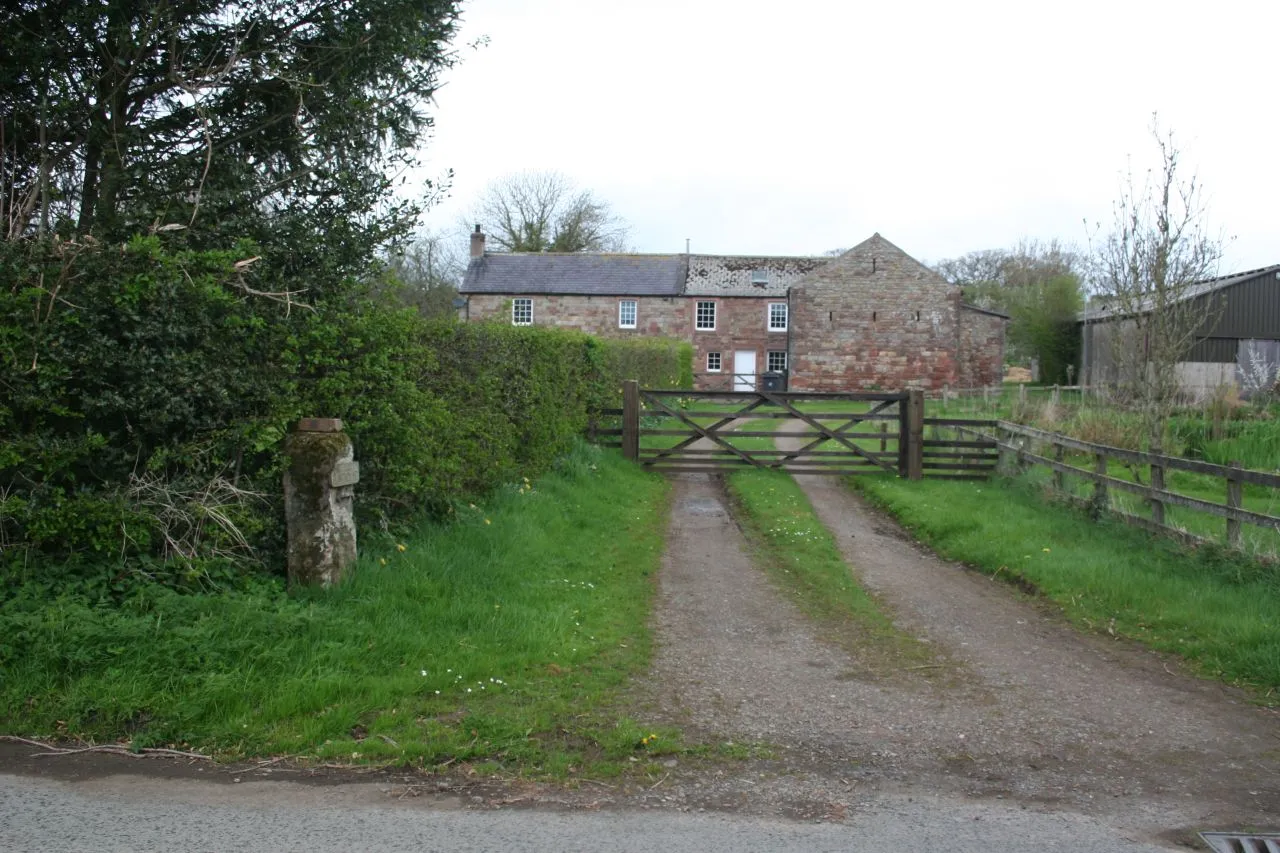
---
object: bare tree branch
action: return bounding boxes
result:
[1090,115,1224,452]
[465,171,629,253]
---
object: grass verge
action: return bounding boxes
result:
[0,442,687,776]
[724,465,934,672]
[850,473,1280,698]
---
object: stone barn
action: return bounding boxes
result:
[460,231,1006,392]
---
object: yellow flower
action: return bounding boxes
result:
[1042,548,1051,552]
[484,518,491,525]
[396,543,407,552]
[379,558,387,566]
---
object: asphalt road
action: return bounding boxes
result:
[1,772,1175,852]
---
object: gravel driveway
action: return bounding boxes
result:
[631,442,1280,843]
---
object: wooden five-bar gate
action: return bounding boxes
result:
[592,381,998,480]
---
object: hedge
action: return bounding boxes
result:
[0,237,689,595]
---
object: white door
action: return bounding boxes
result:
[734,350,757,391]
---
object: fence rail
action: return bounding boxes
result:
[979,420,1280,551]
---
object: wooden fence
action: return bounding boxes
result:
[975,420,1280,551]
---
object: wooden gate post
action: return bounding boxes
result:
[622,380,640,462]
[899,389,924,480]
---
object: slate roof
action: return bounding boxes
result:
[461,253,686,296]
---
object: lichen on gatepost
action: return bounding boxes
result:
[283,418,360,587]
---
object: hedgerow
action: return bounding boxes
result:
[0,236,688,596]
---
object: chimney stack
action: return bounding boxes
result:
[470,224,486,259]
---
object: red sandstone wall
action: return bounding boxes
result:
[465,294,690,339]
[788,235,963,392]
[957,306,1006,388]
[687,296,789,389]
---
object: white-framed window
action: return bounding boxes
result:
[512,298,532,326]
[706,351,722,372]
[618,299,637,329]
[768,302,788,332]
[696,300,716,330]
[767,350,787,373]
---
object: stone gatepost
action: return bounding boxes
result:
[283,418,359,587]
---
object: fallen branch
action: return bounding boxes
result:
[1,735,211,761]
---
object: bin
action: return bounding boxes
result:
[760,371,787,392]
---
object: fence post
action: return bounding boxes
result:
[997,426,1013,475]
[1150,459,1165,527]
[904,389,924,480]
[879,420,887,454]
[1226,461,1242,549]
[1090,451,1108,519]
[622,380,640,462]
[1052,442,1065,493]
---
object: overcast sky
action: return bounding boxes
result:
[414,0,1276,272]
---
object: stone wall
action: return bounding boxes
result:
[465,294,690,339]
[688,296,790,389]
[957,306,1007,388]
[788,234,965,391]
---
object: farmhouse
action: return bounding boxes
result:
[460,229,1007,392]
[1081,264,1280,397]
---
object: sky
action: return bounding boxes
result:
[413,0,1277,272]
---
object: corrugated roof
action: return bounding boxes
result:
[461,253,686,296]
[1083,263,1280,321]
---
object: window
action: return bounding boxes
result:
[768,302,788,331]
[512,298,532,326]
[696,301,716,330]
[706,351,722,372]
[751,269,769,285]
[618,300,637,329]
[767,350,787,373]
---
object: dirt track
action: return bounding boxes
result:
[633,465,1280,842]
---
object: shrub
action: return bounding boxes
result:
[0,236,691,594]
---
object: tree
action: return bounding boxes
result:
[384,231,463,319]
[1091,117,1223,454]
[1,0,461,290]
[466,171,629,253]
[936,240,1085,384]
